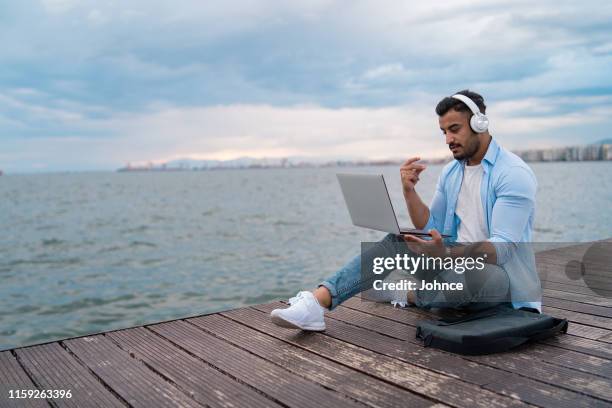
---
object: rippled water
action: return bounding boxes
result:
[1,161,611,349]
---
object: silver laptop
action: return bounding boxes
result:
[336,173,448,237]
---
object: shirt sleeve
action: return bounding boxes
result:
[488,166,537,263]
[423,172,447,233]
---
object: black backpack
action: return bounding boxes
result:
[415,305,568,355]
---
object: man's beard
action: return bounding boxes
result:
[449,134,480,161]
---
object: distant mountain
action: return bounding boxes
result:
[117,155,384,172]
[165,156,329,169]
[118,141,612,172]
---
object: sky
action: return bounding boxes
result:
[1,0,612,172]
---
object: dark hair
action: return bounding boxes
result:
[435,89,486,116]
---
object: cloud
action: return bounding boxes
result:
[4,90,612,172]
[0,93,83,123]
[1,0,612,171]
[40,0,80,14]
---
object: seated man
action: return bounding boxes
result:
[270,90,542,331]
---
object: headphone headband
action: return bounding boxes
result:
[450,93,489,133]
[451,94,481,115]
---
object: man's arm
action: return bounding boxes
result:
[404,189,430,229]
[400,157,439,229]
[487,166,537,263]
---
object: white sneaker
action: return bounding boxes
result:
[270,291,326,331]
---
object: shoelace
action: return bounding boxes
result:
[288,291,310,305]
[391,289,410,308]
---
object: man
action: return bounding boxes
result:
[270,90,542,331]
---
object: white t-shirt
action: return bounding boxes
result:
[456,163,489,243]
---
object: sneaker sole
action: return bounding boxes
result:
[270,313,326,331]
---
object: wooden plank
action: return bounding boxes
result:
[538,271,612,292]
[563,321,612,342]
[522,342,612,378]
[16,342,125,408]
[225,306,530,408]
[542,289,612,308]
[325,302,612,402]
[539,269,611,284]
[536,247,610,267]
[321,301,530,385]
[537,243,612,262]
[188,313,434,408]
[541,334,612,360]
[240,305,602,408]
[536,243,593,259]
[340,299,424,325]
[536,252,609,266]
[542,297,612,318]
[535,240,612,264]
[468,350,612,401]
[312,304,506,384]
[542,305,612,330]
[148,320,365,408]
[106,326,283,408]
[537,260,610,280]
[0,351,49,408]
[541,281,612,299]
[482,376,610,408]
[63,335,201,408]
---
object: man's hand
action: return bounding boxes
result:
[400,157,427,194]
[403,229,445,258]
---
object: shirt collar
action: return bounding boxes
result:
[482,137,499,166]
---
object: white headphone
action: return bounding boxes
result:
[451,94,489,133]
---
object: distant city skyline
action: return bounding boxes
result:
[2,1,612,172]
[115,139,612,173]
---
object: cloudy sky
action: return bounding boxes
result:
[2,0,612,172]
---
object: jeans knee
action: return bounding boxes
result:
[466,264,509,296]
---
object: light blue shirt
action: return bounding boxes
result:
[424,138,542,312]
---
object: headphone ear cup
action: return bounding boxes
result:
[470,113,489,133]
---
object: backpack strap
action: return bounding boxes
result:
[434,307,503,326]
[527,318,568,341]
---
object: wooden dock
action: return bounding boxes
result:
[1,242,611,407]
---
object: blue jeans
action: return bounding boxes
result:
[320,233,511,311]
